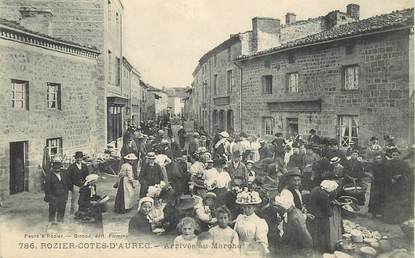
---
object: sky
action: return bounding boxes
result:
[122,0,413,88]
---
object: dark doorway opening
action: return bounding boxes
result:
[287,118,299,137]
[9,141,28,194]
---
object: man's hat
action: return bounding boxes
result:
[146,152,156,159]
[205,192,217,200]
[369,136,378,142]
[309,129,316,133]
[74,151,84,159]
[232,150,241,158]
[124,153,138,160]
[275,132,283,137]
[246,160,254,165]
[52,161,63,170]
[176,195,197,210]
[219,131,229,138]
[285,167,302,178]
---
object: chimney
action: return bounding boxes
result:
[285,12,296,25]
[19,7,53,36]
[346,4,360,20]
[252,17,281,52]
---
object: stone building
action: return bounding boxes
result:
[148,86,168,119]
[165,87,188,116]
[191,34,244,135]
[122,57,142,126]
[0,0,130,146]
[236,8,414,148]
[0,17,100,195]
[188,4,414,147]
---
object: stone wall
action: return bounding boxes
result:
[240,30,412,147]
[0,39,101,194]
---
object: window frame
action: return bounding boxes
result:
[342,65,359,91]
[263,117,275,136]
[46,137,63,159]
[11,79,29,110]
[261,75,273,95]
[226,70,233,93]
[213,74,218,96]
[287,72,299,93]
[115,56,121,86]
[227,47,231,62]
[47,82,61,110]
[338,115,359,148]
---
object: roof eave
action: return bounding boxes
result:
[236,25,412,61]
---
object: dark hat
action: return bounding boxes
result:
[52,161,63,170]
[232,150,241,157]
[285,167,302,178]
[176,195,197,210]
[146,152,156,159]
[369,136,378,142]
[74,151,84,159]
[309,129,316,133]
[275,132,283,137]
[205,192,217,200]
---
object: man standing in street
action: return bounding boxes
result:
[67,151,89,214]
[44,161,71,225]
[227,150,249,183]
[177,125,187,149]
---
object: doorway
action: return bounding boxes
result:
[9,141,28,194]
[286,118,299,137]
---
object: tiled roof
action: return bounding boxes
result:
[237,8,414,60]
[0,18,99,52]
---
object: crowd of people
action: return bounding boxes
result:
[43,120,415,257]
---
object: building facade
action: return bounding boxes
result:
[188,5,414,147]
[0,0,130,146]
[191,35,245,135]
[0,17,100,195]
[165,87,188,116]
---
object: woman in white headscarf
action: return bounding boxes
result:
[308,180,341,252]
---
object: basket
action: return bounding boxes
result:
[342,182,367,205]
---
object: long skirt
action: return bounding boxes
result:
[328,206,343,251]
[114,178,135,213]
[114,179,126,213]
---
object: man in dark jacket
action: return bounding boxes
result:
[67,151,89,214]
[44,161,70,224]
[177,125,187,149]
[138,152,165,198]
[259,140,273,161]
[307,129,320,145]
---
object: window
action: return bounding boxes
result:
[287,72,299,93]
[264,59,271,68]
[213,74,218,95]
[115,56,121,86]
[214,55,217,67]
[345,44,355,55]
[227,47,231,62]
[47,83,61,109]
[46,137,63,159]
[11,80,29,110]
[261,75,272,94]
[226,70,233,93]
[339,116,359,147]
[343,65,359,90]
[115,12,120,38]
[107,0,112,30]
[288,52,295,64]
[263,117,275,135]
[203,81,208,99]
[108,50,112,84]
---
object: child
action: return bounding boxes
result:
[208,206,239,251]
[174,217,199,247]
[149,197,166,233]
[195,192,217,232]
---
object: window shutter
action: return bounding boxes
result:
[25,82,29,110]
